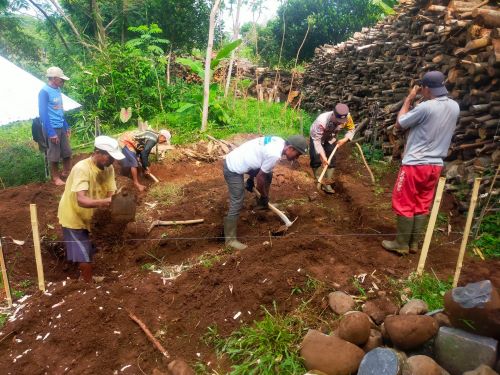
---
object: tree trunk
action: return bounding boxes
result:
[224,0,242,98]
[201,0,222,132]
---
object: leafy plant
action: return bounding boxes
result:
[205,305,306,374]
[0,313,7,328]
[398,272,452,310]
[472,211,500,259]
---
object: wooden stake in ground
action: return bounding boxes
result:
[354,143,375,184]
[416,177,446,276]
[453,178,482,287]
[129,312,170,358]
[29,204,45,292]
[0,239,13,307]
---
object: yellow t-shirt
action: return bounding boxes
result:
[58,157,117,231]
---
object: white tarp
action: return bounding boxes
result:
[0,56,81,126]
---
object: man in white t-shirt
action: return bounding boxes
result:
[223,135,308,250]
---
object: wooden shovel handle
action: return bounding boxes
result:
[318,145,338,184]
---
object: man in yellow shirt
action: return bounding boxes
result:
[58,136,125,282]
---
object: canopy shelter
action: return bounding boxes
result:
[0,55,81,126]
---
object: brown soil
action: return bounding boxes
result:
[0,140,498,374]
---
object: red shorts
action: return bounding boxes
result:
[392,165,442,217]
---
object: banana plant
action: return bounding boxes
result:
[175,40,242,126]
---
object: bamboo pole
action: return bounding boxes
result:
[30,204,45,292]
[129,312,170,358]
[453,178,481,287]
[0,239,13,307]
[354,143,375,184]
[416,177,446,276]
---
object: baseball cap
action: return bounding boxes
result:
[332,103,349,124]
[159,129,171,144]
[94,136,125,160]
[419,71,448,96]
[46,66,70,81]
[286,135,308,155]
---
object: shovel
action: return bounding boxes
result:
[253,188,297,235]
[110,188,136,223]
[317,145,338,187]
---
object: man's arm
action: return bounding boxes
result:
[255,170,272,198]
[38,90,57,139]
[396,85,420,130]
[139,139,156,170]
[76,190,112,208]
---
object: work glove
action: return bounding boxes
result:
[245,178,255,193]
[255,196,269,210]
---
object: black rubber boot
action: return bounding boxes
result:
[224,216,247,250]
[409,215,428,254]
[382,216,414,255]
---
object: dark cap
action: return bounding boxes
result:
[286,135,308,155]
[419,71,448,96]
[333,103,349,124]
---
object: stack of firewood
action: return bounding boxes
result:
[303,0,499,202]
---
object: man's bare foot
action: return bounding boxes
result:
[135,183,146,192]
[53,178,66,186]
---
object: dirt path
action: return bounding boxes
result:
[0,142,498,374]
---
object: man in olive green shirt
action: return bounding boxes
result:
[58,136,124,282]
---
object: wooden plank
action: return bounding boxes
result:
[0,240,13,307]
[453,178,481,287]
[417,177,446,276]
[30,204,45,292]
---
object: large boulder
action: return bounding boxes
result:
[434,326,498,375]
[444,280,500,340]
[407,355,449,375]
[362,297,398,324]
[300,329,365,375]
[399,299,428,315]
[338,312,371,346]
[357,347,408,375]
[385,315,439,350]
[328,291,355,315]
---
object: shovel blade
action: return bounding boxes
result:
[110,189,136,223]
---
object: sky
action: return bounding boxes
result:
[222,0,281,33]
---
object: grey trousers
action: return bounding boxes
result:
[223,160,245,218]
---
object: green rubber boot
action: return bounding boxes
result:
[322,168,335,194]
[382,216,414,255]
[409,215,428,254]
[224,216,247,250]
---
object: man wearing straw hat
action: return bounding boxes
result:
[38,66,72,186]
[58,136,125,282]
[309,103,355,194]
[382,71,459,255]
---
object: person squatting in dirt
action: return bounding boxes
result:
[223,135,308,250]
[309,103,356,194]
[38,66,72,186]
[57,136,125,282]
[118,129,171,192]
[382,71,460,255]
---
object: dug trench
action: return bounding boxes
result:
[0,140,498,374]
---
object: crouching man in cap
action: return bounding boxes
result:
[118,129,171,192]
[223,135,308,250]
[57,136,125,282]
[382,71,459,255]
[309,103,355,193]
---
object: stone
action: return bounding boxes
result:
[167,360,195,375]
[407,355,449,375]
[400,299,428,315]
[362,297,398,324]
[300,329,365,375]
[432,312,452,327]
[444,280,500,340]
[338,312,371,346]
[357,347,408,375]
[434,326,498,375]
[385,315,439,350]
[362,329,383,352]
[463,365,499,375]
[328,291,355,315]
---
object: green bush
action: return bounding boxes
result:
[472,212,500,259]
[0,142,46,187]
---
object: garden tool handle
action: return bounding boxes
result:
[317,145,338,184]
[252,188,293,227]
